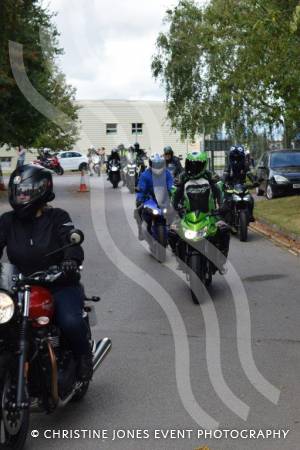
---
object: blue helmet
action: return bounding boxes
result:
[149,153,165,175]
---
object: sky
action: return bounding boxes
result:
[47,0,184,101]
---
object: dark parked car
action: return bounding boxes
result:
[254,150,300,200]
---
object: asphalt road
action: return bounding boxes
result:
[1,175,300,450]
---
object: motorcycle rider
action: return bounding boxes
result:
[133,142,147,173]
[38,148,51,164]
[106,148,120,178]
[135,153,173,240]
[172,151,230,273]
[163,146,183,179]
[106,148,120,168]
[118,144,128,186]
[87,146,97,176]
[0,164,93,381]
[223,145,255,221]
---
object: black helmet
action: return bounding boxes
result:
[229,145,245,164]
[163,145,173,156]
[134,142,140,151]
[9,164,55,219]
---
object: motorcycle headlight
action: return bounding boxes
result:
[184,228,207,240]
[184,230,198,240]
[274,175,289,184]
[243,194,252,201]
[233,194,242,201]
[162,208,168,214]
[0,293,15,324]
[152,209,159,216]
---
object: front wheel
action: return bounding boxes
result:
[0,371,29,449]
[239,210,248,242]
[55,166,64,175]
[266,183,275,200]
[189,254,201,305]
[127,177,135,194]
[154,225,167,263]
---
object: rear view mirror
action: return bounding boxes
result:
[69,229,84,245]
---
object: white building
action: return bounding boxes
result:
[75,100,203,157]
[0,100,204,172]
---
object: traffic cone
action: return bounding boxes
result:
[78,169,89,193]
[0,166,6,191]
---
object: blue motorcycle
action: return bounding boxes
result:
[141,197,168,263]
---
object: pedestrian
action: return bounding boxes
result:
[98,147,106,171]
[16,145,26,168]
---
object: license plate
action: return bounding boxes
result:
[293,184,300,189]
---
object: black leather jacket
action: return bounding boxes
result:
[0,208,83,278]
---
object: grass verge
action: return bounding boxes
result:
[255,195,300,238]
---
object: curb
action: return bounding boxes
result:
[250,220,300,256]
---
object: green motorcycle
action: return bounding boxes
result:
[171,181,223,304]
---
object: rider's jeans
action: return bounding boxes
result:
[51,285,90,356]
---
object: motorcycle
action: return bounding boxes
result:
[222,183,252,242]
[34,155,64,176]
[140,197,169,263]
[123,155,138,194]
[108,160,121,189]
[171,182,225,304]
[0,230,111,449]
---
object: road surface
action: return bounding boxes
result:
[0,175,299,450]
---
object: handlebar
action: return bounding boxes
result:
[12,265,82,285]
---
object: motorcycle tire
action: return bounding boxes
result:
[155,225,167,263]
[56,166,64,176]
[239,210,248,242]
[189,253,212,304]
[189,253,202,305]
[128,178,135,194]
[111,173,119,189]
[0,369,29,450]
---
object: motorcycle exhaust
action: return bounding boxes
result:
[93,338,112,373]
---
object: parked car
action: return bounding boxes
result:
[254,150,300,199]
[57,151,88,171]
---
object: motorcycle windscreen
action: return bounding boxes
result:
[186,185,211,213]
[233,183,246,194]
[152,171,170,209]
[0,263,19,293]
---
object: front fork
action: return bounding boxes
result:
[16,286,30,407]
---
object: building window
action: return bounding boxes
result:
[106,123,118,134]
[132,123,143,135]
[0,157,12,169]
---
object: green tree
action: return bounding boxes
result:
[153,0,300,146]
[0,0,78,149]
[33,72,80,151]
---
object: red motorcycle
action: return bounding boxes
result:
[0,230,111,449]
[34,155,64,175]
